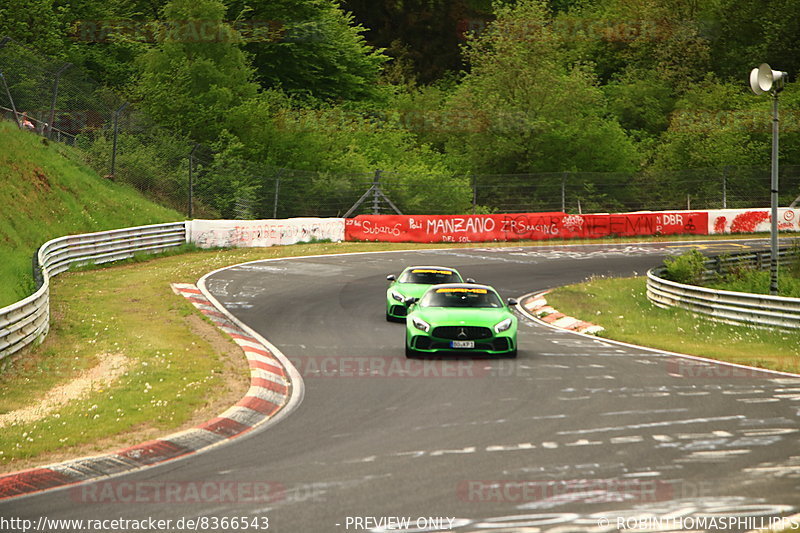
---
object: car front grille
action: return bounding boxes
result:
[432,326,493,340]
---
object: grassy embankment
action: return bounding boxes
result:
[0,120,181,307]
[0,121,223,470]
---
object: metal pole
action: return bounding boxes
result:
[273,176,281,219]
[188,144,199,219]
[344,184,377,218]
[372,169,381,215]
[561,172,567,212]
[0,38,20,130]
[47,63,72,139]
[721,167,727,209]
[472,174,477,214]
[770,92,779,295]
[110,102,129,178]
[0,71,19,129]
[188,154,194,219]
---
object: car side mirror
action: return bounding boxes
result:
[466,278,476,283]
[387,274,396,281]
[507,298,518,306]
[404,296,418,306]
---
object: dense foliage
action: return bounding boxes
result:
[3,0,799,216]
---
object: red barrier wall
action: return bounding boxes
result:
[345,212,709,243]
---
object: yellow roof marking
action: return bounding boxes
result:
[435,288,488,294]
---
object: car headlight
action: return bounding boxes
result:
[390,290,404,302]
[494,318,513,333]
[412,316,431,333]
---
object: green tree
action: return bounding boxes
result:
[225,0,387,102]
[222,90,471,215]
[444,0,640,175]
[59,0,154,88]
[0,0,64,54]
[341,0,482,84]
[708,0,800,83]
[604,72,673,135]
[651,76,769,170]
[556,0,714,89]
[135,0,259,142]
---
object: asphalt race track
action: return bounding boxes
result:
[3,239,800,532]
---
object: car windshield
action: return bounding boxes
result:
[398,268,461,284]
[420,287,502,308]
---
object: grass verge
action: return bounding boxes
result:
[545,275,800,373]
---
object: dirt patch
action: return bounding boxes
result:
[0,353,131,428]
[0,313,251,473]
[30,167,51,192]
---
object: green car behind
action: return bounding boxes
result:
[385,266,467,321]
[405,283,518,358]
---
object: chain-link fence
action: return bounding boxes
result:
[472,166,800,214]
[2,35,798,219]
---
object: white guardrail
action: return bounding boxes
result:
[647,248,800,329]
[0,222,187,362]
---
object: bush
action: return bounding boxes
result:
[662,249,707,284]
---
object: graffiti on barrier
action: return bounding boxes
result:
[190,218,345,248]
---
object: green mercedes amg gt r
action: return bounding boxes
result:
[405,283,518,358]
[385,266,468,321]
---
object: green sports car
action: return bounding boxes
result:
[405,283,518,358]
[385,266,468,321]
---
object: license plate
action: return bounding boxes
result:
[451,340,475,349]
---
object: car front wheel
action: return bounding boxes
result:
[405,344,422,358]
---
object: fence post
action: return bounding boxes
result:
[472,174,477,214]
[372,169,382,215]
[0,71,19,129]
[273,173,281,219]
[47,63,72,139]
[722,166,728,208]
[188,144,199,219]
[0,38,22,130]
[110,102,129,178]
